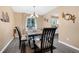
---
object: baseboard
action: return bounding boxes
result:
[58,40,79,51]
[0,38,14,53]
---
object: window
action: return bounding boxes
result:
[49,17,58,27]
[25,17,37,31]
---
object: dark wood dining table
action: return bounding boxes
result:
[27,30,42,48]
[28,31,42,37]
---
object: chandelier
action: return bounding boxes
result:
[30,6,39,18]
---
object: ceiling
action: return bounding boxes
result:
[12,6,57,15]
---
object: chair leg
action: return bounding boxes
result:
[33,40,36,52]
[28,39,31,47]
[21,41,26,53]
[51,49,53,53]
[19,41,21,49]
[51,46,53,53]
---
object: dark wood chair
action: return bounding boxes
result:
[34,28,57,53]
[15,27,27,50]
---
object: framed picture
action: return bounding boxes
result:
[5,12,9,22]
[0,11,9,22]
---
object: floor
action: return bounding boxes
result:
[3,35,79,53]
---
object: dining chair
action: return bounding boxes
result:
[15,27,27,49]
[34,27,57,53]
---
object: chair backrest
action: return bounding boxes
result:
[41,28,57,49]
[15,27,22,41]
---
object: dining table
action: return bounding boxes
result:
[27,30,42,48]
